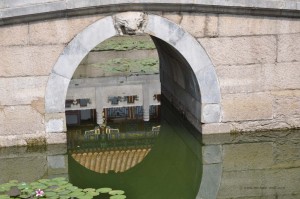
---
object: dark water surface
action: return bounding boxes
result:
[1,102,300,199]
[68,101,202,199]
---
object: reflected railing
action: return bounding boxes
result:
[67,122,160,173]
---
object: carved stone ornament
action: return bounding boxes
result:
[113,12,148,35]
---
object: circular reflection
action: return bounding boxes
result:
[67,120,160,173]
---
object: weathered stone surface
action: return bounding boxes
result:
[45,73,70,113]
[162,12,182,24]
[202,103,221,123]
[271,90,300,121]
[47,155,68,175]
[46,133,67,144]
[45,112,66,133]
[29,15,104,45]
[0,106,45,136]
[180,13,218,38]
[219,15,300,36]
[0,156,47,183]
[272,132,300,168]
[180,13,206,37]
[202,123,232,134]
[0,76,48,106]
[51,16,116,80]
[278,33,300,63]
[221,93,273,122]
[217,168,300,198]
[230,120,294,132]
[265,62,300,90]
[199,36,276,66]
[202,145,222,164]
[198,163,222,199]
[0,24,28,46]
[216,64,267,94]
[222,142,274,171]
[0,45,64,77]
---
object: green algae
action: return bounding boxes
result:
[93,36,156,51]
[90,58,159,75]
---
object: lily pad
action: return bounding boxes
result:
[110,195,127,199]
[97,187,112,193]
[109,190,125,195]
[83,188,95,192]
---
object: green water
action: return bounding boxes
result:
[68,102,203,199]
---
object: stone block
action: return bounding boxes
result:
[0,24,28,46]
[222,142,274,171]
[0,106,45,136]
[180,13,206,38]
[0,45,64,77]
[46,133,67,144]
[199,36,277,66]
[201,123,232,134]
[264,62,300,91]
[29,15,104,45]
[45,112,66,133]
[216,64,267,94]
[5,0,63,8]
[162,12,182,24]
[202,145,222,164]
[201,103,221,123]
[0,76,48,106]
[180,13,218,38]
[221,92,273,122]
[271,90,300,120]
[45,73,70,113]
[217,168,300,198]
[278,34,300,63]
[219,15,300,36]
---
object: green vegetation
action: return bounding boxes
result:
[93,36,156,51]
[91,58,159,75]
[0,178,126,199]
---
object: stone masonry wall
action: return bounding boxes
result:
[0,12,299,146]
[162,13,300,134]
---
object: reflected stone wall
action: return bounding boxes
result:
[202,130,300,199]
[0,145,68,183]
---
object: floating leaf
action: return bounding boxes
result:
[109,190,125,195]
[97,187,112,193]
[83,188,95,192]
[110,195,127,199]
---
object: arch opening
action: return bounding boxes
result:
[45,12,221,135]
[44,12,222,199]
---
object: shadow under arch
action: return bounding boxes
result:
[44,12,222,199]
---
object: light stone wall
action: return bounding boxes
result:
[0,14,105,147]
[0,11,300,146]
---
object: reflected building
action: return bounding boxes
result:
[65,75,161,174]
[65,74,161,126]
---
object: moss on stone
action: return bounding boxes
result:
[90,57,159,75]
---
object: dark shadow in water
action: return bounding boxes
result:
[68,98,203,199]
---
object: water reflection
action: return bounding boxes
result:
[67,100,203,199]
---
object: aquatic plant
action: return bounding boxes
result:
[0,178,126,199]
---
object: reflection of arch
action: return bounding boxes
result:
[45,12,221,132]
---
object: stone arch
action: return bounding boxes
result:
[45,12,221,132]
[44,12,222,199]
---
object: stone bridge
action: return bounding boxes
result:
[0,0,300,147]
